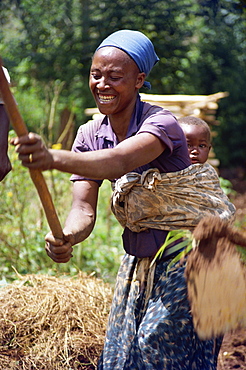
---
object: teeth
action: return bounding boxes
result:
[98,95,115,102]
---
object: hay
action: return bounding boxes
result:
[0,272,113,369]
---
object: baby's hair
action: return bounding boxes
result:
[178,116,211,142]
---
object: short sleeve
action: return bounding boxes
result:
[70,120,104,185]
[137,109,184,156]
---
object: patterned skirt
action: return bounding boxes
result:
[97,253,222,370]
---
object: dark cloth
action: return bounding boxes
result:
[0,105,11,181]
[97,254,223,369]
[70,96,191,258]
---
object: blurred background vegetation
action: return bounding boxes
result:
[0,0,245,283]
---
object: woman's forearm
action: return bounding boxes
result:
[50,148,125,180]
[64,206,96,245]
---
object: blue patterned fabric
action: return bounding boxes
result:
[97,254,222,369]
[96,30,159,89]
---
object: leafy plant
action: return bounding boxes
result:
[150,229,193,273]
[219,177,236,196]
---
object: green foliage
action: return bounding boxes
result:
[219,177,236,196]
[0,131,123,284]
[1,0,246,168]
[0,136,55,280]
[187,0,246,168]
[237,246,246,265]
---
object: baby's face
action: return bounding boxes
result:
[181,124,211,164]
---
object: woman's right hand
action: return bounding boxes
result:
[45,231,76,263]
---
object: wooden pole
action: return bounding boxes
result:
[0,63,64,240]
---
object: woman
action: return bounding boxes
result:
[12,30,235,369]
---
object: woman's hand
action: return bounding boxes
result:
[11,132,54,170]
[45,231,76,263]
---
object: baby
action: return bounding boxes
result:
[178,116,211,164]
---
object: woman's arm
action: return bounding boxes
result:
[12,131,166,180]
[45,180,99,263]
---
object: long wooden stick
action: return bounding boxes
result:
[0,63,63,239]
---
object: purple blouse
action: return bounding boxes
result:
[71,96,191,258]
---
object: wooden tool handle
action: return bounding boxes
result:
[0,63,64,239]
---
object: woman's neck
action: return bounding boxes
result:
[108,96,138,142]
[109,116,130,142]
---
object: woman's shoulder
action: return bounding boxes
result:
[73,117,106,151]
[78,117,104,136]
[142,101,176,121]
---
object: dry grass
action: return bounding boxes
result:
[0,272,113,369]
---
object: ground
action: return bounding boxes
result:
[217,176,246,370]
[218,329,246,369]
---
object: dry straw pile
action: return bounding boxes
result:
[0,272,113,369]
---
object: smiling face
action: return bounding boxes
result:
[180,123,211,164]
[89,47,145,118]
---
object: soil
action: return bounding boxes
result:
[218,329,246,369]
[217,176,246,370]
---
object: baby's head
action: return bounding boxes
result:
[178,116,211,164]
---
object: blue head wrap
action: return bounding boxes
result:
[96,30,159,89]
